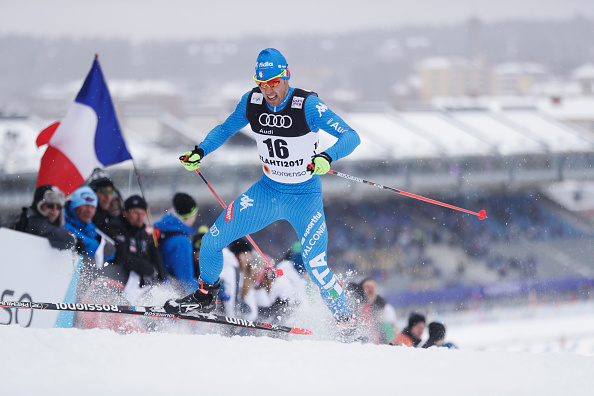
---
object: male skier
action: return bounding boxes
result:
[164,48,360,326]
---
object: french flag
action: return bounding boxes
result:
[36,55,132,196]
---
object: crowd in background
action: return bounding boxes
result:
[249,192,591,285]
[7,164,589,346]
[2,168,466,346]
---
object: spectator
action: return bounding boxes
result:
[270,242,309,311]
[232,238,257,309]
[192,225,209,279]
[87,170,121,233]
[239,259,269,323]
[422,322,458,349]
[63,186,115,265]
[108,188,124,219]
[14,184,81,252]
[358,277,398,344]
[236,252,287,330]
[103,195,167,289]
[393,312,426,347]
[422,322,446,348]
[154,193,199,294]
[345,281,365,308]
[218,237,252,318]
[257,256,301,326]
[63,186,116,307]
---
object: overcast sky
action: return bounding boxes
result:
[1,0,594,41]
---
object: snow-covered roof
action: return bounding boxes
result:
[344,112,441,159]
[108,79,180,99]
[501,111,593,152]
[418,57,470,70]
[494,62,547,75]
[395,111,494,157]
[450,111,544,156]
[2,107,594,177]
[537,96,594,120]
[571,63,594,80]
[36,79,180,101]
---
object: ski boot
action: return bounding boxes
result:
[164,280,220,314]
[336,312,365,343]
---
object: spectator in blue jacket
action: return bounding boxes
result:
[155,193,199,293]
[64,186,115,263]
[63,186,116,301]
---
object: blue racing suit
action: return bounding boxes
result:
[196,86,360,318]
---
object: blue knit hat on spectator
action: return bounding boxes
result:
[254,48,290,82]
[70,186,98,209]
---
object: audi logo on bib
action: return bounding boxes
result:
[259,113,293,128]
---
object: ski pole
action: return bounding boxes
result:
[131,161,159,247]
[187,166,283,276]
[321,168,487,220]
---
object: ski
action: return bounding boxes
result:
[0,300,312,335]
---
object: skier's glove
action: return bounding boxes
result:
[179,146,204,171]
[307,152,332,175]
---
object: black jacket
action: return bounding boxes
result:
[422,338,439,348]
[103,215,166,285]
[92,207,116,234]
[24,207,76,250]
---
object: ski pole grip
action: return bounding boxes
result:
[180,155,188,162]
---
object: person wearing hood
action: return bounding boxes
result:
[393,312,426,347]
[18,184,81,251]
[154,192,199,294]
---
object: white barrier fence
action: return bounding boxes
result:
[0,228,78,328]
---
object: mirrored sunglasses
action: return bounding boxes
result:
[255,77,281,89]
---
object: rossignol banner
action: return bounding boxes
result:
[0,228,78,328]
[0,300,313,335]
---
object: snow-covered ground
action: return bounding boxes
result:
[2,299,594,395]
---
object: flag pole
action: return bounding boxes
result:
[131,160,159,247]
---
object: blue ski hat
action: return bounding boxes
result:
[70,186,98,209]
[254,48,290,82]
